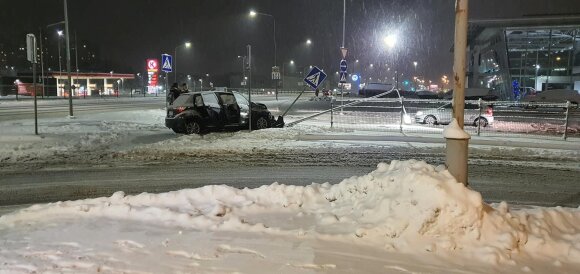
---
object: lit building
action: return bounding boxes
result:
[467,15,580,100]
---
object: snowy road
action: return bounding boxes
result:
[0,97,164,121]
[1,160,578,208]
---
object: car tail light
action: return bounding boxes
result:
[175,106,185,114]
[486,107,493,116]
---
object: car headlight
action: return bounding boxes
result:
[403,114,412,125]
[416,111,423,116]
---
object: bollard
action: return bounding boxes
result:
[330,100,334,128]
[477,98,482,136]
[446,137,470,185]
[399,96,404,133]
[563,101,571,140]
[444,119,471,186]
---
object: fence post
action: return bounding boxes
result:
[399,96,404,133]
[563,101,570,140]
[477,98,482,136]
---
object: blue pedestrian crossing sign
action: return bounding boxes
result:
[339,72,348,83]
[303,66,327,90]
[161,54,173,72]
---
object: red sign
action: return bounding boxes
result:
[146,59,159,87]
[147,59,158,72]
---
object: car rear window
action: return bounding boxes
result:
[173,94,194,106]
[465,103,479,109]
[201,93,220,108]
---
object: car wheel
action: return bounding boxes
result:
[185,120,201,135]
[424,115,437,126]
[474,117,488,127]
[254,116,269,130]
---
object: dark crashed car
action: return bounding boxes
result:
[165,91,283,134]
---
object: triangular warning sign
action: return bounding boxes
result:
[306,72,320,86]
[340,47,348,59]
[340,73,347,82]
[162,58,172,70]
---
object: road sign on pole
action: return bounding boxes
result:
[339,72,348,83]
[340,47,348,59]
[27,34,39,135]
[161,54,173,73]
[340,59,347,73]
[26,34,37,63]
[303,66,327,90]
[271,66,280,80]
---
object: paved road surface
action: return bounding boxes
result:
[0,97,165,121]
[1,161,578,208]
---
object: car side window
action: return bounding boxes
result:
[194,95,204,107]
[465,104,479,109]
[233,93,249,107]
[201,93,220,108]
[219,93,236,105]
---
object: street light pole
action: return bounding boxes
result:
[39,28,45,98]
[249,10,277,98]
[64,0,73,117]
[174,42,191,83]
[446,0,470,186]
[57,31,62,86]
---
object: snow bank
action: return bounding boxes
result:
[2,160,579,268]
[125,123,336,158]
[0,110,165,163]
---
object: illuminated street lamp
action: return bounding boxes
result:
[248,9,276,66]
[384,34,397,48]
[306,39,312,45]
[56,30,64,80]
[249,9,278,98]
[174,41,192,82]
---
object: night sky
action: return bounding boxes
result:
[2,0,580,86]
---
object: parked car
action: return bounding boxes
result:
[165,91,283,134]
[415,102,494,127]
[359,83,396,97]
[522,89,579,107]
[443,88,498,101]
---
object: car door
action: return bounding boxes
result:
[233,92,250,125]
[192,94,212,126]
[201,93,223,128]
[218,93,241,125]
[464,103,479,124]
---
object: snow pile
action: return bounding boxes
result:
[2,160,580,268]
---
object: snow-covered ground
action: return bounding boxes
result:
[1,160,580,273]
[1,108,580,273]
[1,108,578,168]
